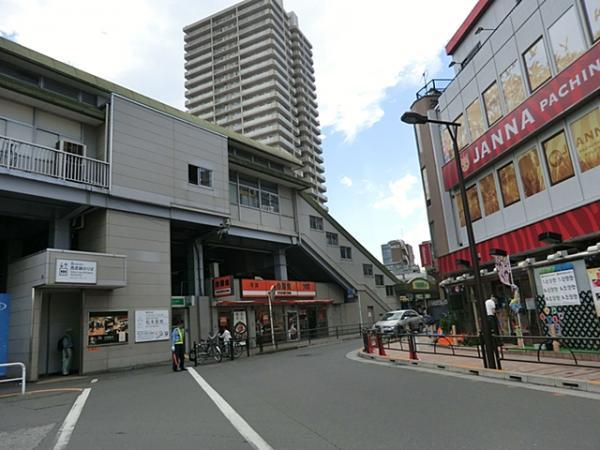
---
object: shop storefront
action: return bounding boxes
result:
[213,277,332,343]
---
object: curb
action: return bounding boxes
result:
[357,351,600,394]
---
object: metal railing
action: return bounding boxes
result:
[0,135,109,189]
[415,79,453,99]
[375,330,600,370]
[0,362,26,395]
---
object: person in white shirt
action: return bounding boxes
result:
[485,295,499,335]
[219,327,232,344]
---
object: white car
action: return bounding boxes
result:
[371,309,425,334]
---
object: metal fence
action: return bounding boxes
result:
[366,330,600,370]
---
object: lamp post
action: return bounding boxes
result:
[268,284,276,347]
[401,111,497,369]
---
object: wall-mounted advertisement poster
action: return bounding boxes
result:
[88,311,128,346]
[498,162,520,206]
[539,264,580,307]
[571,108,600,173]
[543,131,575,185]
[479,173,499,216]
[587,267,600,316]
[135,310,169,343]
[518,148,546,197]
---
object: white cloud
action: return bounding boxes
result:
[286,0,475,140]
[1,0,475,140]
[373,174,423,218]
[340,176,353,187]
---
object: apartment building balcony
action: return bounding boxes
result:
[185,89,213,106]
[185,71,212,90]
[0,135,109,189]
[189,105,214,117]
[184,45,212,64]
[184,56,212,73]
[237,0,268,18]
[184,36,211,54]
[212,22,237,37]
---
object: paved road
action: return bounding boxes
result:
[2,339,600,449]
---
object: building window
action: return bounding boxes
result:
[385,285,395,297]
[310,215,324,231]
[518,148,546,197]
[498,162,521,207]
[188,164,212,187]
[523,37,552,92]
[542,130,575,185]
[455,113,467,149]
[500,61,526,111]
[441,127,454,163]
[260,181,279,213]
[238,175,260,208]
[340,246,352,260]
[482,81,502,126]
[466,185,482,221]
[466,98,485,140]
[478,173,500,216]
[326,232,338,246]
[570,108,600,173]
[455,194,465,228]
[375,274,384,286]
[363,264,373,276]
[421,168,431,206]
[583,0,600,42]
[548,7,586,73]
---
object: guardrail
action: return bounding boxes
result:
[0,362,26,395]
[372,330,600,370]
[0,135,109,189]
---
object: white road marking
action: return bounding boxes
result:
[52,388,91,450]
[0,423,55,450]
[187,368,273,450]
[346,350,600,401]
[91,379,98,384]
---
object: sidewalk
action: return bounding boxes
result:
[359,340,600,394]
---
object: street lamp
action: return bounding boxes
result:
[401,111,497,369]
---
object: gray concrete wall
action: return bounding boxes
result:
[111,96,229,216]
[81,209,171,373]
[6,251,46,378]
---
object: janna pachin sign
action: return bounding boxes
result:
[56,259,97,284]
[442,42,600,190]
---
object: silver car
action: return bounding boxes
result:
[371,309,425,334]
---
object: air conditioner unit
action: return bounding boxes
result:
[57,139,86,156]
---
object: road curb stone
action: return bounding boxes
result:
[357,350,596,393]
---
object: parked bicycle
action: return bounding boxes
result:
[189,334,222,365]
[219,338,245,359]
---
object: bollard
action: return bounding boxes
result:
[257,334,263,353]
[229,340,234,361]
[376,333,386,356]
[363,331,371,353]
[246,337,250,357]
[408,332,418,360]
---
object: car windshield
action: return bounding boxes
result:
[381,312,402,320]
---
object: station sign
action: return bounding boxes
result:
[56,259,97,284]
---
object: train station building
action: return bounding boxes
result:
[0,38,402,380]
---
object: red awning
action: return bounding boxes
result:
[214,299,333,307]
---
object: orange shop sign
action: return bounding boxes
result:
[213,276,233,297]
[240,279,316,298]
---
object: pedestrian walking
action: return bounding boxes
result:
[59,329,74,376]
[171,322,185,371]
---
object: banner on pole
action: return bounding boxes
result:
[493,255,513,287]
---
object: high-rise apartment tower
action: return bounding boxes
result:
[184,0,327,204]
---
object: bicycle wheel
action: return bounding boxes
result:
[212,346,222,363]
[189,347,197,366]
[233,342,243,358]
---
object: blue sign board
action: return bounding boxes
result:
[0,294,10,376]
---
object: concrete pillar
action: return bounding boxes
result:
[273,248,287,280]
[49,217,71,249]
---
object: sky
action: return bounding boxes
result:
[0,0,476,264]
